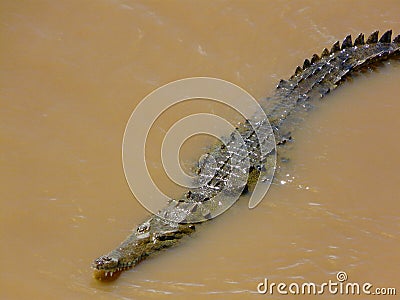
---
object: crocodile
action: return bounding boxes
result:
[92,30,400,281]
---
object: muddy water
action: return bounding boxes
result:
[1,1,399,299]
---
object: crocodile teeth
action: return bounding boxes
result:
[366,30,379,44]
[379,30,392,43]
[341,35,352,49]
[354,33,365,46]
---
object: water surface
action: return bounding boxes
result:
[1,1,399,299]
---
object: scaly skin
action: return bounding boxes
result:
[92,30,400,281]
[93,210,195,280]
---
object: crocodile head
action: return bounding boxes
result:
[92,216,195,280]
[92,233,152,280]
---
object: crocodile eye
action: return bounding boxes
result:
[137,222,150,233]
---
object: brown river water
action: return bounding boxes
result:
[1,1,399,299]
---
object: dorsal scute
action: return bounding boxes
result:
[354,33,365,46]
[277,79,287,88]
[311,54,320,64]
[341,35,352,49]
[295,65,302,75]
[289,66,303,80]
[330,41,340,54]
[379,30,392,43]
[366,30,379,44]
[303,58,311,69]
[321,48,330,57]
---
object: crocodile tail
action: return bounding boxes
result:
[267,30,400,136]
[285,30,399,96]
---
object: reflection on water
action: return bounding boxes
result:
[1,1,399,299]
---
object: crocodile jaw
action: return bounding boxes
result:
[92,255,123,280]
[92,254,138,281]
